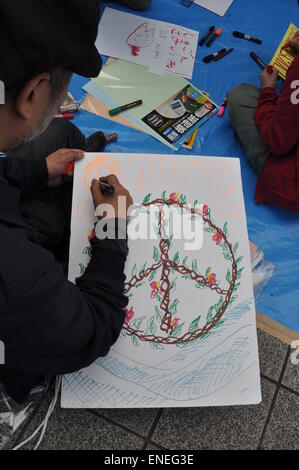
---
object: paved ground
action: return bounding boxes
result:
[1,328,298,450]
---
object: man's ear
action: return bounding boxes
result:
[14,72,51,120]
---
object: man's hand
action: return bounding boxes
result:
[46,148,84,188]
[91,174,133,220]
[260,66,279,89]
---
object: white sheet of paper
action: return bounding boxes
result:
[194,0,233,16]
[96,7,198,79]
[62,153,261,408]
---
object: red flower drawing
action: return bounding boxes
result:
[124,307,135,323]
[170,192,180,202]
[208,273,217,286]
[212,231,223,245]
[150,280,161,299]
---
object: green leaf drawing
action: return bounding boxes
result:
[179,194,187,204]
[79,263,86,275]
[199,332,211,340]
[194,199,198,208]
[223,222,228,237]
[207,306,214,323]
[232,282,241,292]
[153,247,160,263]
[236,267,244,280]
[188,315,201,333]
[169,299,179,314]
[139,263,147,276]
[143,193,152,204]
[169,323,184,338]
[167,234,174,248]
[192,259,198,272]
[131,316,146,330]
[156,292,162,302]
[215,296,224,314]
[224,252,232,261]
[131,335,139,346]
[149,269,157,282]
[173,252,180,265]
[131,263,137,278]
[145,316,156,336]
[227,295,238,306]
[150,341,164,350]
[233,242,239,254]
[214,320,225,329]
[195,283,206,289]
[162,190,167,201]
[135,282,145,289]
[170,278,177,291]
[235,256,244,265]
[153,224,160,238]
[154,306,163,322]
[182,256,188,266]
[204,227,215,233]
[226,269,232,284]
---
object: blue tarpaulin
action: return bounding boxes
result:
[69,0,299,333]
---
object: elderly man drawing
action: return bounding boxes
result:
[0,0,156,402]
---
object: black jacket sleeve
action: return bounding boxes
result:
[0,217,128,376]
[0,155,48,191]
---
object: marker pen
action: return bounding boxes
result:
[214,48,233,61]
[109,100,143,116]
[233,31,262,45]
[249,51,266,69]
[203,48,226,63]
[199,26,215,46]
[206,28,222,47]
[217,93,229,118]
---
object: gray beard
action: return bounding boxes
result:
[22,95,63,144]
[7,91,65,154]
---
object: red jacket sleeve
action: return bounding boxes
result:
[254,56,299,156]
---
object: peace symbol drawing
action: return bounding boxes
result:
[118,192,244,350]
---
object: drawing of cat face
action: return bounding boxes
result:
[126,22,155,56]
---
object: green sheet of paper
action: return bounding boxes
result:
[92,60,189,149]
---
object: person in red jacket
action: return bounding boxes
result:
[228,35,299,212]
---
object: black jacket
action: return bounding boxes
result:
[0,156,128,402]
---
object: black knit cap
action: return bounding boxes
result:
[0,0,103,90]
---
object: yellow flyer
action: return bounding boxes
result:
[270,23,299,79]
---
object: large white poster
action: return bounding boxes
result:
[62,153,261,408]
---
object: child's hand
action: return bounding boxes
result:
[260,66,279,89]
[283,34,299,56]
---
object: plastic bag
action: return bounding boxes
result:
[0,384,44,450]
[250,241,275,301]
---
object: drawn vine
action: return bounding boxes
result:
[122,192,243,350]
